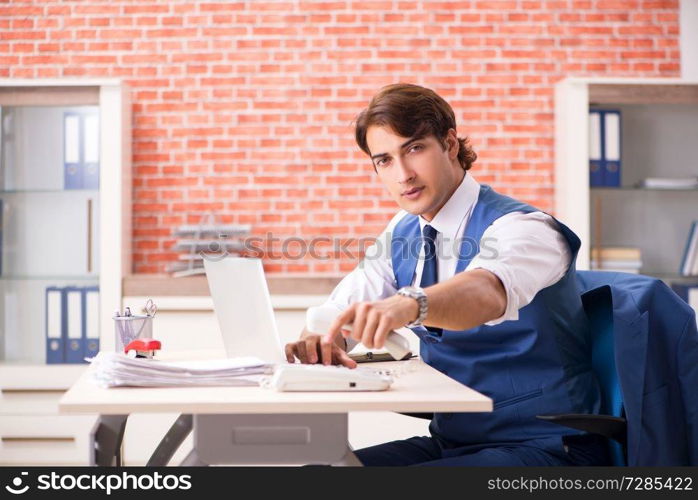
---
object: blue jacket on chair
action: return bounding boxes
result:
[576,271,698,466]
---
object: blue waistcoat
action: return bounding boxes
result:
[391,184,601,446]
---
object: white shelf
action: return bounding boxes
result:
[0,80,131,365]
[555,78,698,272]
[0,189,100,194]
[0,81,131,466]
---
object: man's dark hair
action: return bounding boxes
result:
[354,83,477,171]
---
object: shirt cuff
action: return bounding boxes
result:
[469,264,519,326]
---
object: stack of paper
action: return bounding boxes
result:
[591,247,642,274]
[89,352,271,388]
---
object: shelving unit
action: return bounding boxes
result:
[0,80,131,464]
[555,77,698,281]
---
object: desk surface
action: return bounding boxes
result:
[59,351,492,415]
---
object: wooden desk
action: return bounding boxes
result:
[59,352,492,466]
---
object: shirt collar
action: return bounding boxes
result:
[418,172,480,241]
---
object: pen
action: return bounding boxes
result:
[114,309,125,351]
[123,307,134,345]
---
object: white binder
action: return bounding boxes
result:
[45,287,64,364]
[84,287,100,358]
[65,287,83,363]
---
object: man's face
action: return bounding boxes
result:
[366,125,464,221]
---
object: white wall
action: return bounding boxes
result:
[681,0,698,79]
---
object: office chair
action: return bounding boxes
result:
[400,283,629,464]
[405,271,696,465]
[536,283,627,466]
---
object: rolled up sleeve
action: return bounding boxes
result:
[466,211,572,326]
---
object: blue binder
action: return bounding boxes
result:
[64,112,83,190]
[83,163,99,190]
[589,110,604,187]
[82,112,100,189]
[83,286,100,359]
[64,286,85,363]
[602,109,621,187]
[680,221,698,276]
[0,199,3,276]
[45,286,65,364]
[589,109,622,187]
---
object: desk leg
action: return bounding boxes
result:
[90,414,128,466]
[333,446,363,466]
[147,414,193,466]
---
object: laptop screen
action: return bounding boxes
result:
[204,257,286,363]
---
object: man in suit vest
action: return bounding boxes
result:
[285,83,609,466]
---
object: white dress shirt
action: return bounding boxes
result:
[322,173,571,331]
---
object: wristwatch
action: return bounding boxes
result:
[396,286,428,327]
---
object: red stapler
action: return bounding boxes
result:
[124,339,161,359]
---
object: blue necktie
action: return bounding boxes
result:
[419,224,442,335]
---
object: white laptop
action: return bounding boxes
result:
[203,257,393,391]
[203,257,286,364]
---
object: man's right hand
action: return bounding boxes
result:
[284,327,357,368]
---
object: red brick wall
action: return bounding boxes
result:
[1,1,681,274]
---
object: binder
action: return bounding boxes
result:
[65,286,84,363]
[603,110,621,187]
[0,199,3,276]
[588,111,604,186]
[83,286,100,359]
[588,109,622,187]
[64,113,83,190]
[82,113,100,189]
[680,221,698,276]
[45,286,64,364]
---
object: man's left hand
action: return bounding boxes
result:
[322,294,419,350]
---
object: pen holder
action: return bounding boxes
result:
[114,315,153,354]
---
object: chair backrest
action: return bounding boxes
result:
[578,270,698,465]
[579,279,626,466]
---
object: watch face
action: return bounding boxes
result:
[399,286,424,298]
[398,287,427,327]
